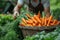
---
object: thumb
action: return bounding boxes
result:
[17,12,20,16]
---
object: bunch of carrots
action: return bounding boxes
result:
[19,11,60,27]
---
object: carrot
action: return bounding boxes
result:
[34,15,41,23]
[58,21,60,25]
[26,19,33,24]
[50,20,54,23]
[26,20,32,24]
[28,19,33,23]
[37,11,41,18]
[20,22,25,26]
[52,20,60,26]
[47,24,50,26]
[26,13,31,18]
[32,23,36,26]
[41,18,45,26]
[31,17,37,23]
[49,20,54,26]
[56,22,60,25]
[22,18,27,24]
[54,20,59,25]
[20,24,25,26]
[38,23,41,26]
[51,22,59,26]
[27,24,32,26]
[47,16,53,26]
[44,17,47,26]
[52,20,57,25]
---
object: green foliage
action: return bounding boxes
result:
[50,0,60,19]
[0,30,18,40]
[0,14,14,26]
[0,19,24,40]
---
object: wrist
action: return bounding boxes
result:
[14,11,18,13]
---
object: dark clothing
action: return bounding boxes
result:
[29,0,44,14]
[3,1,14,13]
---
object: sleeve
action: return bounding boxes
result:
[41,0,50,8]
[17,0,24,5]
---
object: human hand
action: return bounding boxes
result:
[13,11,19,19]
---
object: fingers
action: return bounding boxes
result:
[13,11,19,19]
[17,12,19,16]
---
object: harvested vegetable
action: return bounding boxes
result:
[26,14,31,18]
[22,18,27,24]
[47,16,53,26]
[34,15,41,23]
[20,22,26,26]
[19,12,60,27]
[37,11,41,18]
[31,17,37,24]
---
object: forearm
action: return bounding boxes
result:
[44,7,50,17]
[14,4,22,12]
[44,7,50,14]
[44,7,50,15]
[41,0,50,15]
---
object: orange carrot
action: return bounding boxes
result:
[22,18,27,24]
[58,21,60,25]
[20,22,25,26]
[26,20,32,24]
[54,20,59,25]
[37,11,41,18]
[41,18,45,26]
[28,19,33,23]
[44,17,47,26]
[32,23,36,26]
[51,22,59,26]
[50,20,54,23]
[52,20,59,26]
[34,15,41,23]
[26,13,31,18]
[56,22,60,25]
[52,20,57,25]
[38,23,41,26]
[27,24,32,26]
[47,16,53,26]
[31,17,37,23]
[49,20,54,26]
[47,24,50,26]
[20,24,25,26]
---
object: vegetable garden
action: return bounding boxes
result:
[0,0,60,40]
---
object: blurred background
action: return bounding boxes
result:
[0,0,60,13]
[0,0,17,13]
[50,0,60,20]
[0,0,60,19]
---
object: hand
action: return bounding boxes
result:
[13,11,19,19]
[46,13,50,18]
